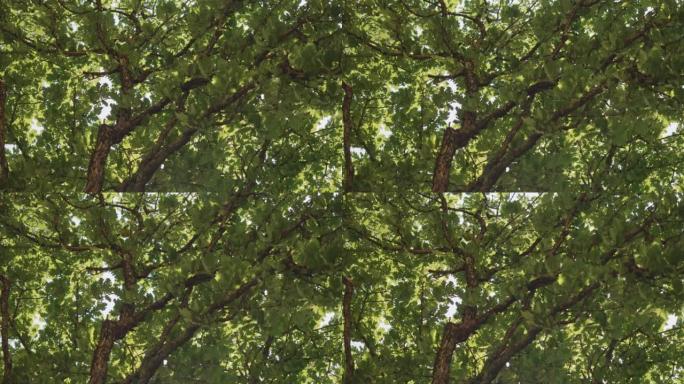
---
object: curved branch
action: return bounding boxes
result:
[117,82,253,192]
[122,278,258,384]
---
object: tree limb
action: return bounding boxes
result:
[342,276,355,383]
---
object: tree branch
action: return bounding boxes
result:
[432,111,477,192]
[123,278,258,384]
[469,283,599,384]
[342,276,355,383]
[117,82,254,192]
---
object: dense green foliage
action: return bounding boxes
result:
[0,0,683,383]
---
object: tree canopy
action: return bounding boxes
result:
[0,0,683,383]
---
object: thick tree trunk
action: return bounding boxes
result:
[85,124,113,194]
[432,127,458,193]
[432,111,476,192]
[432,323,468,384]
[88,304,136,384]
[432,323,458,384]
[432,316,478,384]
[88,320,117,384]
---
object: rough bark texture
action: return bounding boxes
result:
[84,92,173,193]
[432,127,458,193]
[432,319,477,384]
[84,124,113,194]
[432,111,476,192]
[88,320,116,384]
[88,304,136,384]
[341,82,355,192]
[1,275,12,384]
[431,322,458,384]
[0,80,9,187]
[342,276,355,383]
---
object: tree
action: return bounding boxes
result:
[0,0,683,383]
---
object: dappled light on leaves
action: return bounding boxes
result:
[1,0,684,383]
